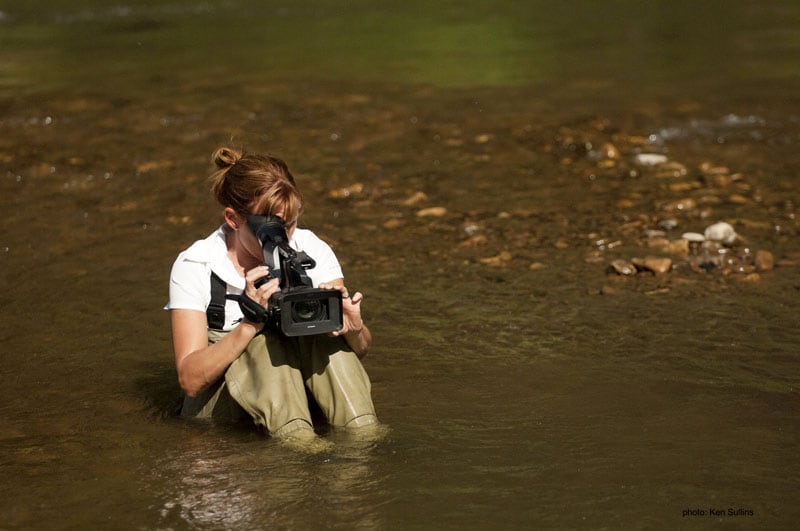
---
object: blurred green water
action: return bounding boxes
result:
[2,0,799,96]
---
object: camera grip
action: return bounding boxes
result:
[226,293,270,325]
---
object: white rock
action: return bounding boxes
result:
[681,232,706,242]
[634,153,668,166]
[704,222,737,244]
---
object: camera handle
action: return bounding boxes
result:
[225,293,270,327]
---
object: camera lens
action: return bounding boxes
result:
[291,299,324,322]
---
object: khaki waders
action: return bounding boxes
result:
[181,329,378,438]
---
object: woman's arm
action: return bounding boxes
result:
[172,269,280,397]
[171,309,262,397]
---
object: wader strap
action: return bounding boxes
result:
[207,272,227,330]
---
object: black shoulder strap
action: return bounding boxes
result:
[207,272,227,330]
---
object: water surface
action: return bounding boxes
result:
[1,1,799,528]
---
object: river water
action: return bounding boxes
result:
[1,1,799,529]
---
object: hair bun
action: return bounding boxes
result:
[212,147,243,169]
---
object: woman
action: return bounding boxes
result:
[166,147,378,442]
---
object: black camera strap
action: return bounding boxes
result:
[208,271,270,333]
[207,272,227,331]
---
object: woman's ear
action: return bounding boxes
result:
[223,208,241,230]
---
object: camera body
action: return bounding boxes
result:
[246,215,343,337]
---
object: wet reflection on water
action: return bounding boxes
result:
[1,0,800,528]
[148,425,393,529]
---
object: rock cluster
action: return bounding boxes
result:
[606,220,774,281]
[321,114,794,295]
[545,116,795,291]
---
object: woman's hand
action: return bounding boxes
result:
[318,281,363,335]
[244,266,281,306]
[318,279,372,358]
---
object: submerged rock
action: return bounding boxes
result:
[608,259,636,275]
[682,232,706,243]
[632,256,672,274]
[754,250,774,271]
[634,153,668,166]
[416,206,447,217]
[328,183,364,199]
[704,221,737,244]
[480,251,512,266]
[402,191,428,206]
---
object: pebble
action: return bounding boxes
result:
[459,234,487,247]
[328,183,364,199]
[682,232,706,243]
[402,191,428,206]
[662,198,697,212]
[608,259,636,275]
[668,181,698,192]
[700,163,730,176]
[704,221,737,244]
[383,219,404,229]
[754,250,774,271]
[599,285,617,296]
[650,238,689,255]
[480,251,512,266]
[136,160,174,173]
[600,143,620,159]
[728,194,749,204]
[416,206,447,217]
[654,161,688,178]
[632,256,673,274]
[635,153,668,166]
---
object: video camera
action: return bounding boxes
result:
[236,215,343,337]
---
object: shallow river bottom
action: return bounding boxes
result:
[1,77,799,528]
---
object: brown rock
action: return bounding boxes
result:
[416,206,447,217]
[479,251,512,266]
[600,143,620,159]
[460,235,488,248]
[754,250,774,272]
[600,285,617,296]
[668,239,690,256]
[615,199,636,209]
[662,198,697,212]
[668,181,699,192]
[700,163,730,176]
[608,259,636,276]
[328,183,364,199]
[728,194,749,204]
[709,174,732,187]
[383,219,404,229]
[632,256,673,274]
[402,191,428,206]
[655,161,688,178]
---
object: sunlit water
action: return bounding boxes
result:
[1,1,799,528]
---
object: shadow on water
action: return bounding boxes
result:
[1,0,800,528]
[133,360,183,419]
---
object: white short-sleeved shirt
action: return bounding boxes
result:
[166,225,343,330]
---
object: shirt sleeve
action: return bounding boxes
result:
[311,239,344,284]
[166,255,210,312]
[295,229,344,286]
